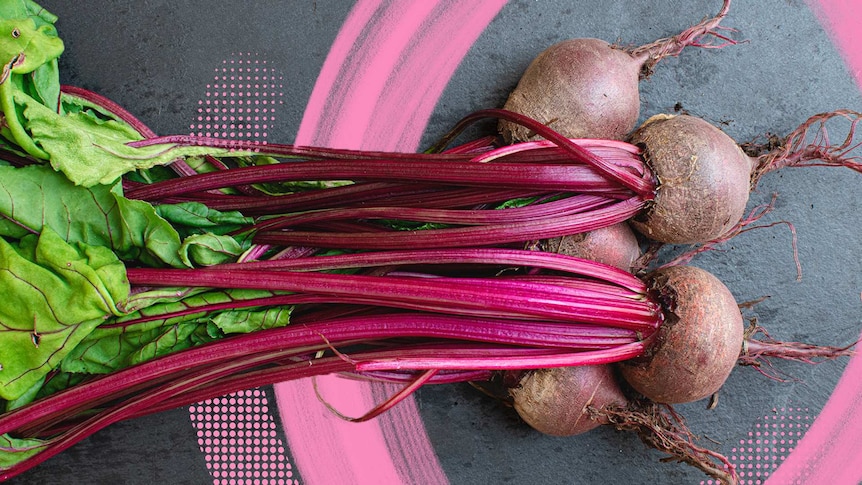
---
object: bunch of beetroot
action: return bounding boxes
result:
[1,1,861,484]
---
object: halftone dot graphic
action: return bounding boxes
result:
[189,388,297,485]
[191,52,285,148]
[186,53,294,485]
[699,407,813,485]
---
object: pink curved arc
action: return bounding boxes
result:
[273,1,505,484]
[766,3,862,483]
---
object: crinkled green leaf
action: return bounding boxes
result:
[63,288,289,374]
[179,233,250,267]
[0,227,129,400]
[0,164,185,268]
[155,201,253,236]
[0,433,47,470]
[16,91,236,186]
[129,323,214,367]
[211,305,292,334]
[62,322,214,374]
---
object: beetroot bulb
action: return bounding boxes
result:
[506,365,739,484]
[626,110,862,244]
[543,222,642,272]
[618,265,743,404]
[498,0,733,142]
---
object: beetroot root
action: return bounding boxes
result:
[619,265,743,404]
[498,1,733,142]
[628,114,754,244]
[507,364,739,483]
[544,222,641,272]
[499,38,642,142]
[508,365,627,436]
[628,110,862,245]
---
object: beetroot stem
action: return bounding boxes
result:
[428,109,656,196]
[248,193,613,233]
[124,157,632,201]
[252,196,644,250]
[125,267,660,329]
[0,313,650,439]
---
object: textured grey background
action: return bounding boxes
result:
[14,1,862,484]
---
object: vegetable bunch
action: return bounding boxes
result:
[0,1,859,484]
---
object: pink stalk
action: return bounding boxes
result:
[125,266,660,330]
[252,196,643,250]
[0,313,653,437]
[428,109,655,196]
[248,193,614,232]
[124,157,637,200]
[162,185,545,214]
[210,247,648,292]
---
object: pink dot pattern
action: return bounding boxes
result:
[190,52,284,142]
[187,53,295,485]
[700,407,812,485]
[189,388,298,485]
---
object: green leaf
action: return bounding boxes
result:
[0,227,129,400]
[3,374,43,411]
[61,322,214,374]
[211,305,293,334]
[0,164,185,268]
[63,288,289,374]
[179,233,250,267]
[15,91,227,186]
[155,201,253,236]
[0,433,47,470]
[24,59,61,113]
[155,201,253,266]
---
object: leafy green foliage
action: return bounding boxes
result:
[0,164,186,268]
[15,91,226,186]
[61,288,292,375]
[0,433,47,469]
[0,227,128,400]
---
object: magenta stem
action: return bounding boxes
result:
[212,247,648,292]
[251,196,644,250]
[428,109,656,196]
[125,266,659,329]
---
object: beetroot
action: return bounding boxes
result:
[627,114,753,244]
[509,365,626,436]
[544,222,641,272]
[498,0,732,142]
[507,364,739,483]
[619,265,743,404]
[626,111,862,244]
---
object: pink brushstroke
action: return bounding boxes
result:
[274,1,505,484]
[767,5,862,485]
[806,0,862,92]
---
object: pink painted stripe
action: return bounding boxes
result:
[767,4,862,483]
[806,0,862,92]
[274,1,505,484]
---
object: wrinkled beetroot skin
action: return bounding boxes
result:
[545,222,641,272]
[619,265,744,404]
[628,114,755,244]
[509,365,628,436]
[499,38,641,143]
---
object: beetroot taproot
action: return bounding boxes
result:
[498,1,733,142]
[619,265,743,404]
[544,222,641,272]
[509,364,627,436]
